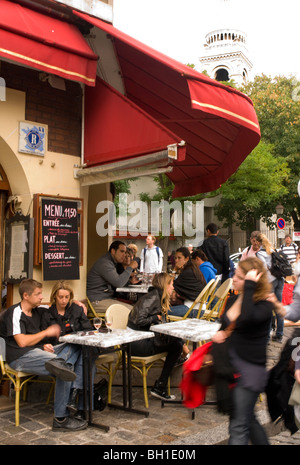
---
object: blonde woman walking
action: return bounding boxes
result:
[256,233,284,342]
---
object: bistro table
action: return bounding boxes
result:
[116,284,149,302]
[150,318,221,350]
[150,318,221,416]
[116,284,149,293]
[59,328,154,431]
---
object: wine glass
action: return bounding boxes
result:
[93,317,102,332]
[105,315,113,332]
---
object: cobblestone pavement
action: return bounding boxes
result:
[0,335,299,447]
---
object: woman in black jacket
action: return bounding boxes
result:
[127,273,184,401]
[168,247,206,318]
[41,281,92,340]
[41,281,94,419]
[212,257,273,445]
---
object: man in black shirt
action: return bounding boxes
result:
[0,279,87,432]
[199,223,230,283]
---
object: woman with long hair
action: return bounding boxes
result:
[168,247,206,318]
[127,272,184,401]
[41,281,94,420]
[212,257,273,445]
[256,233,285,342]
[44,281,92,336]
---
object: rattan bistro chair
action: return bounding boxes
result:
[204,276,221,310]
[167,279,216,322]
[0,338,55,427]
[200,278,233,321]
[95,303,132,403]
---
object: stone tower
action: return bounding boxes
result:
[198,0,253,85]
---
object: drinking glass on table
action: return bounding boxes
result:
[141,273,148,290]
[93,317,102,332]
[147,273,154,286]
[105,315,113,332]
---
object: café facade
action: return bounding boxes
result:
[0,0,260,308]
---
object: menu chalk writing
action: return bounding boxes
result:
[42,198,79,281]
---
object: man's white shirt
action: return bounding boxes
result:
[139,246,163,273]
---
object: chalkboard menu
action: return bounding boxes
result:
[41,198,79,281]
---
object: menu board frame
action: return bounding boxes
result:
[33,194,83,269]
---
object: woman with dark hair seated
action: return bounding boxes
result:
[168,247,206,318]
[127,272,184,401]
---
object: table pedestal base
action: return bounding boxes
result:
[83,344,150,430]
[108,402,149,417]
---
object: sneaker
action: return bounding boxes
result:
[272,335,283,343]
[45,358,76,382]
[52,416,87,432]
[174,352,190,367]
[150,381,176,401]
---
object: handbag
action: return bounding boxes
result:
[192,352,214,386]
[193,320,236,388]
[288,380,300,406]
[288,381,300,430]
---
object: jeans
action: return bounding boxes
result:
[169,305,200,318]
[272,278,284,337]
[10,343,82,418]
[229,385,269,445]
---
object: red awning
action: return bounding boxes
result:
[0,0,98,86]
[74,10,261,197]
[85,78,186,166]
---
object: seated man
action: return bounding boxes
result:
[0,279,87,432]
[191,249,217,283]
[86,240,138,314]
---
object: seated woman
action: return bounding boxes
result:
[127,273,185,401]
[116,247,140,302]
[127,243,141,269]
[168,247,206,318]
[41,280,95,420]
[116,247,134,276]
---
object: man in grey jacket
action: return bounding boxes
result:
[87,241,138,313]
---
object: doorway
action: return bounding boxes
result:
[0,165,10,311]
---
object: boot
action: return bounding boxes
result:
[67,388,82,413]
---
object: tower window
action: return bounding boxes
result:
[215,68,229,81]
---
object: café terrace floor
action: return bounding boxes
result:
[0,334,299,447]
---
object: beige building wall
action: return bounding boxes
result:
[0,88,89,303]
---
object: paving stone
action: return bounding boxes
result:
[0,339,298,446]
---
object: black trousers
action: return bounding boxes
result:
[130,335,183,385]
